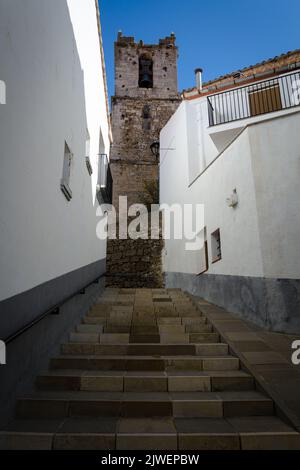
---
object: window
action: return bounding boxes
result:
[96,129,106,204]
[97,153,113,204]
[60,141,73,201]
[142,105,151,130]
[211,228,222,263]
[85,129,93,175]
[139,54,153,88]
[199,227,209,274]
[249,83,282,117]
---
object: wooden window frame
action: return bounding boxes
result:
[211,228,222,264]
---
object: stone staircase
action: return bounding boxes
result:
[1,288,299,450]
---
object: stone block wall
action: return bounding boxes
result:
[114,32,178,99]
[106,236,164,288]
[106,214,164,288]
[110,161,157,210]
[107,32,181,287]
[110,96,180,209]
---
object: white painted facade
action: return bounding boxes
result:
[0,0,110,302]
[160,79,300,281]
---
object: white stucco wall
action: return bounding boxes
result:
[160,94,300,280]
[67,0,110,198]
[249,113,300,278]
[0,0,110,301]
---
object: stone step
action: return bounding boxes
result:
[131,326,159,334]
[159,325,185,334]
[61,343,193,356]
[50,355,240,371]
[104,325,132,333]
[189,333,219,343]
[79,320,213,333]
[118,332,218,343]
[185,323,213,333]
[76,324,104,334]
[129,334,160,343]
[160,324,213,333]
[87,306,111,317]
[15,391,274,419]
[160,333,190,344]
[100,334,130,344]
[152,296,172,302]
[155,308,179,318]
[70,333,130,344]
[69,333,100,343]
[176,309,202,318]
[2,416,299,450]
[157,317,183,325]
[4,288,296,451]
[175,416,300,450]
[36,370,255,392]
[82,316,106,325]
[61,342,228,356]
[181,317,207,325]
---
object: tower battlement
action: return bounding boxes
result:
[116,31,176,48]
[114,32,179,99]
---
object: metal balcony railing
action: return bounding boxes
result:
[98,153,113,204]
[207,70,300,126]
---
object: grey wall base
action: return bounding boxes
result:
[0,259,106,341]
[0,260,106,428]
[165,272,300,334]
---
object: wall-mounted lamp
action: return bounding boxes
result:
[226,188,238,207]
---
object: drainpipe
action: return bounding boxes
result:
[195,68,203,93]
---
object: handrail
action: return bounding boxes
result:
[5,274,105,344]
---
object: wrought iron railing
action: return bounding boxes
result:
[207,71,300,126]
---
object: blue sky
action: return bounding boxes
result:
[100,0,300,101]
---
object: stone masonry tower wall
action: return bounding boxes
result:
[106,32,181,287]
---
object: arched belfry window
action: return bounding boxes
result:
[139,54,153,88]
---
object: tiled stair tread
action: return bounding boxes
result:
[36,369,255,392]
[18,390,271,401]
[174,416,296,433]
[50,356,240,371]
[62,343,227,353]
[3,416,295,434]
[52,354,234,359]
[2,432,299,450]
[3,430,298,451]
[37,369,253,378]
[66,342,222,346]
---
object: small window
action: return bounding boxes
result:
[139,54,153,88]
[211,229,222,263]
[61,141,73,201]
[199,227,209,274]
[85,129,93,175]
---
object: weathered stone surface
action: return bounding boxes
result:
[4,288,298,451]
[106,33,181,288]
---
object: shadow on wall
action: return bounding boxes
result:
[0,0,104,340]
[0,0,106,427]
[165,272,300,334]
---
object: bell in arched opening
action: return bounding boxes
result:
[139,54,153,89]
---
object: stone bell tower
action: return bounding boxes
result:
[110,31,181,209]
[107,32,181,287]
